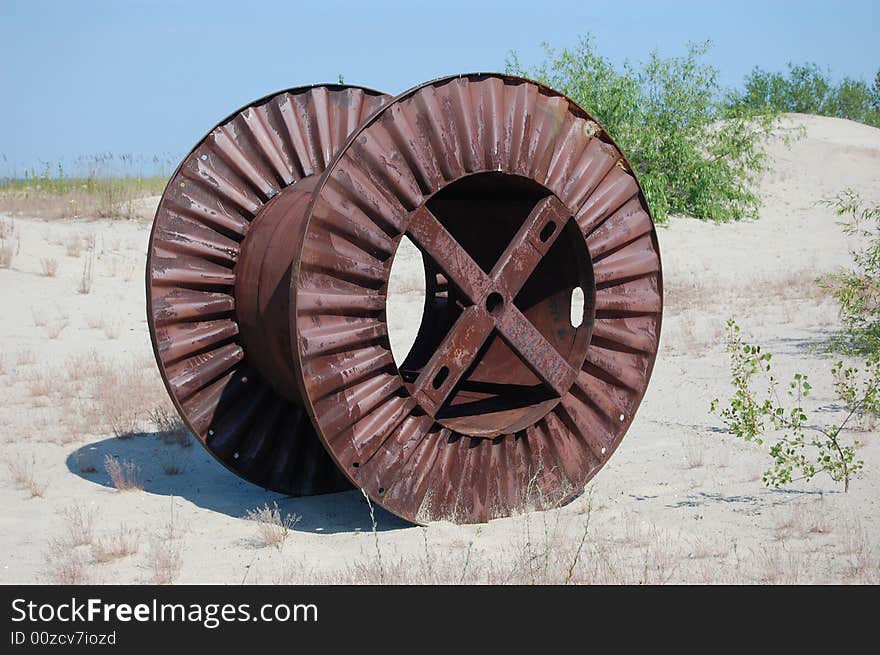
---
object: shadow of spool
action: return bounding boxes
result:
[65,433,413,535]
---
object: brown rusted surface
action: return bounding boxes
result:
[295,73,663,524]
[148,74,662,523]
[147,85,390,495]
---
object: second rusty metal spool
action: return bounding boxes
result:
[147,74,663,524]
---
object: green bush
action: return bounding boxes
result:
[507,36,782,223]
[710,319,870,492]
[727,62,880,127]
[821,191,880,355]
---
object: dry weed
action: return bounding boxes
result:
[7,455,48,498]
[91,526,139,563]
[160,454,185,476]
[842,520,879,583]
[39,257,58,277]
[0,240,14,268]
[73,449,99,474]
[43,550,94,585]
[683,439,705,469]
[77,255,93,294]
[31,306,48,327]
[44,318,69,339]
[104,455,143,491]
[65,235,82,258]
[16,349,35,366]
[65,351,98,382]
[0,217,13,240]
[89,360,157,438]
[689,535,731,560]
[102,320,121,340]
[246,502,301,549]
[58,504,97,546]
[148,502,184,584]
[756,545,803,584]
[149,406,192,447]
[25,370,52,397]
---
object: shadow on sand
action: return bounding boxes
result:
[66,432,413,534]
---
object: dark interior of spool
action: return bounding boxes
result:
[399,172,594,437]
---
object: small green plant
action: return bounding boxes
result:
[710,319,870,491]
[820,190,880,355]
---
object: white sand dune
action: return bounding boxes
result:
[0,114,878,583]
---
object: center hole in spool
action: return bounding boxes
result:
[485,292,504,314]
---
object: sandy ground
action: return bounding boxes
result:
[1,113,879,584]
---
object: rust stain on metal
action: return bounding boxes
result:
[147,74,663,524]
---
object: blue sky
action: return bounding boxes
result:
[1,0,877,178]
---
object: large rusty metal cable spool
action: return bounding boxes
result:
[146,85,390,496]
[147,74,663,524]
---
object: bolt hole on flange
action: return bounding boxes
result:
[539,221,557,243]
[431,366,450,389]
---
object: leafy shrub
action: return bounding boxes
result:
[507,36,783,223]
[710,319,869,491]
[727,62,880,127]
[821,191,880,355]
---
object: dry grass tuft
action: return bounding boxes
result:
[65,235,83,258]
[58,504,96,546]
[149,406,192,447]
[91,360,156,438]
[77,254,93,295]
[7,455,48,498]
[101,320,121,339]
[73,449,99,474]
[25,369,53,397]
[160,454,185,476]
[44,317,69,339]
[31,306,48,327]
[104,455,143,491]
[0,244,14,268]
[16,349,35,366]
[85,314,105,330]
[64,351,99,383]
[148,503,184,584]
[43,550,94,585]
[246,502,301,549]
[0,217,14,240]
[772,502,834,541]
[91,526,139,563]
[689,536,731,560]
[39,257,58,277]
[0,235,15,268]
[148,538,183,584]
[842,520,879,583]
[683,439,705,469]
[756,545,803,584]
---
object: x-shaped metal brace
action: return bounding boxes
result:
[404,195,581,417]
